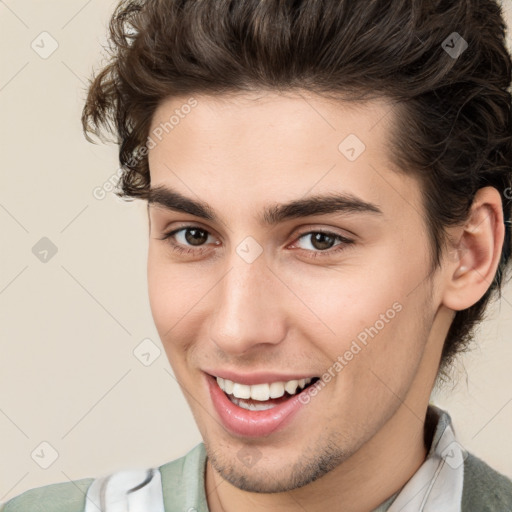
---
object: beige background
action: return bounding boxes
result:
[0,0,511,502]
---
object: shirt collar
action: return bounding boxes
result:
[382,404,465,512]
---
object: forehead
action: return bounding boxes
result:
[149,91,394,157]
[147,91,422,223]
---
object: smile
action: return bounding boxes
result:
[216,376,317,410]
[206,373,321,436]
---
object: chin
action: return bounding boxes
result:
[207,437,350,494]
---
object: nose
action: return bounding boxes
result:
[207,254,287,356]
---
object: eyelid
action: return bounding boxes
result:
[293,222,359,240]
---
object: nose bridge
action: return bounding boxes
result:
[208,248,285,354]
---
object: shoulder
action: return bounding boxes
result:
[159,442,206,479]
[158,443,208,511]
[0,444,207,512]
[462,451,512,511]
[0,477,93,512]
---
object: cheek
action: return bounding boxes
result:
[280,249,430,375]
[147,247,215,347]
[280,262,405,341]
[147,247,185,337]
[147,247,167,326]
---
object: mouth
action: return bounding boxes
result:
[214,375,321,411]
[205,372,321,437]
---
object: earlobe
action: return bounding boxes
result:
[442,187,505,311]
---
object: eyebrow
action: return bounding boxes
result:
[147,185,383,225]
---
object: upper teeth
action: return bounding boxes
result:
[216,377,313,401]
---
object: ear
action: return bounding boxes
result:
[442,186,505,311]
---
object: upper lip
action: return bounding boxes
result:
[204,369,318,386]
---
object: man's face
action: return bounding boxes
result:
[147,91,447,492]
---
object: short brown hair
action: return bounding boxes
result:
[82,0,512,376]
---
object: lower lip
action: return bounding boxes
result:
[206,374,317,438]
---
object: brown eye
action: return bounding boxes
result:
[296,231,343,251]
[160,226,216,252]
[184,228,209,246]
[291,230,355,259]
[309,232,337,250]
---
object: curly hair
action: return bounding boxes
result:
[81,0,512,376]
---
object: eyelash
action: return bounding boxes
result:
[159,226,354,259]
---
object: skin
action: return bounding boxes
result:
[146,91,504,512]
